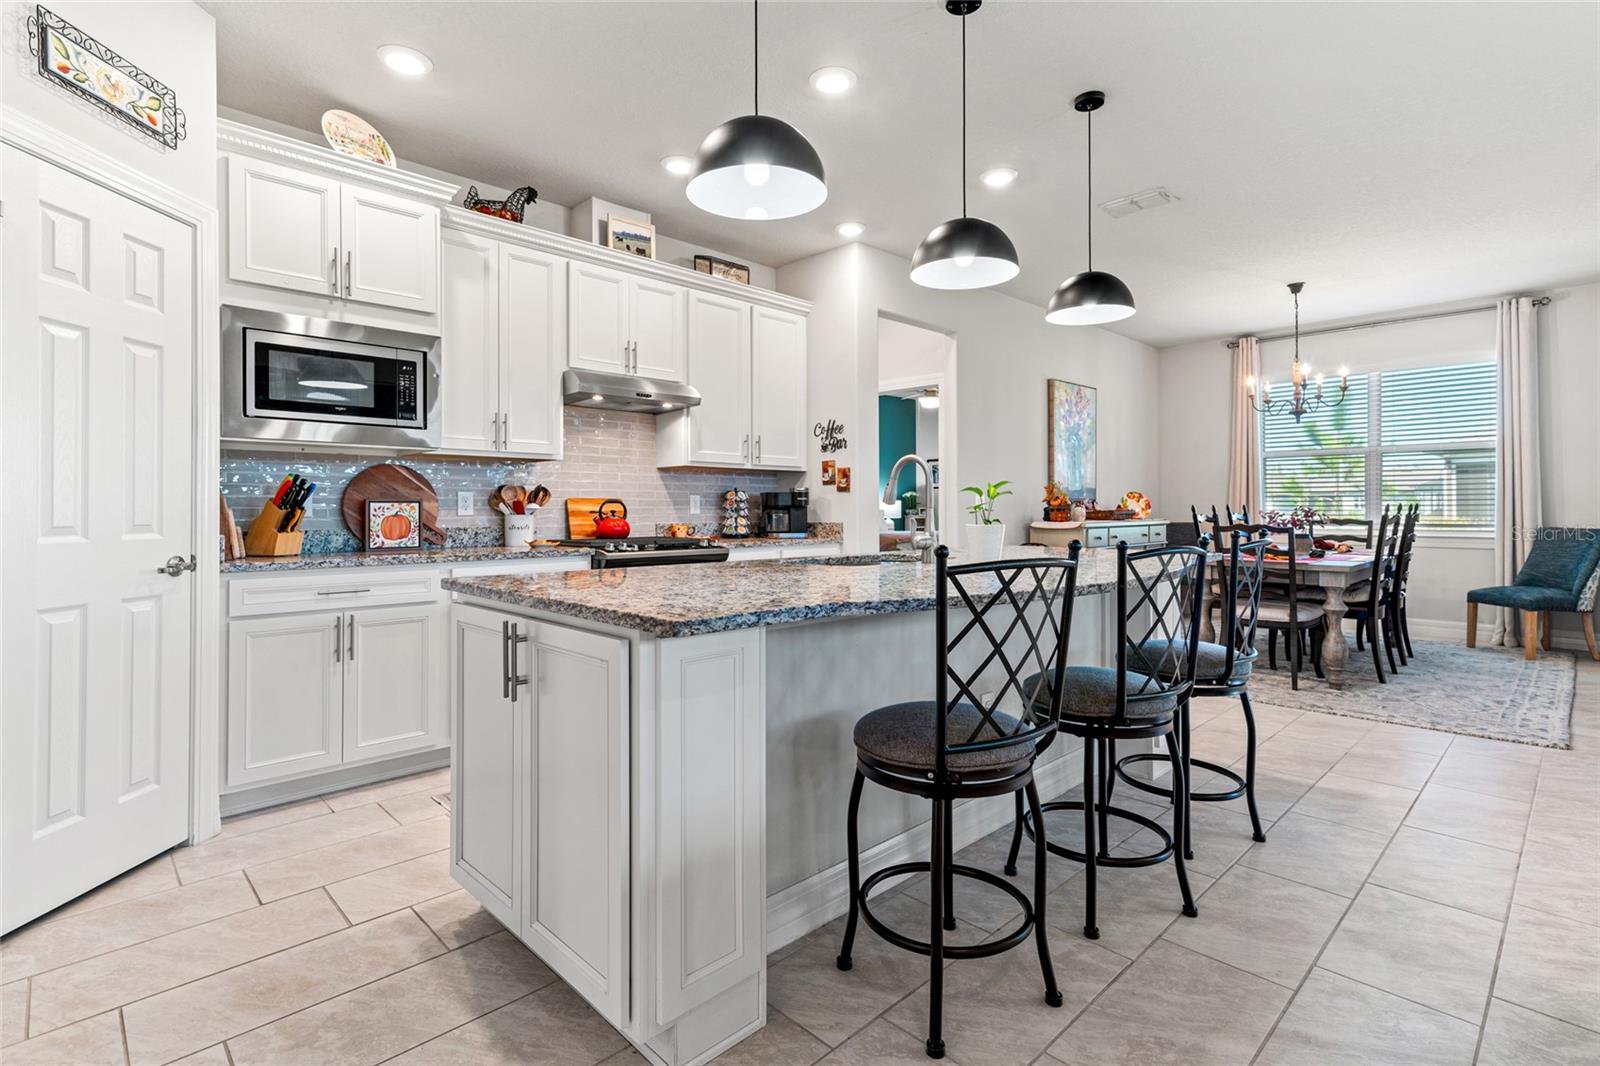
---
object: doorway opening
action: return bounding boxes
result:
[877,317,954,551]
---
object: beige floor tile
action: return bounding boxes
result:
[1429,749,1541,801]
[2,979,27,1046]
[1138,801,1263,879]
[1242,770,1320,821]
[884,929,1127,1065]
[389,983,630,1065]
[1318,884,1502,1023]
[121,908,443,1065]
[217,796,333,839]
[1271,711,1374,747]
[1404,783,1530,850]
[1253,735,1350,779]
[412,889,505,949]
[1163,865,1348,988]
[379,790,449,825]
[173,803,397,883]
[170,1045,231,1065]
[1526,790,1600,850]
[1291,773,1419,834]
[0,1009,126,1066]
[1515,837,1600,928]
[1477,998,1600,1066]
[323,767,451,812]
[28,889,346,1035]
[1369,827,1519,919]
[1329,746,1442,790]
[1237,811,1392,897]
[1445,734,1543,766]
[697,1007,826,1066]
[0,872,258,981]
[32,854,179,926]
[243,816,448,902]
[1352,722,1455,756]
[1493,904,1600,1031]
[1043,861,1216,962]
[599,1048,649,1065]
[1047,940,1290,1065]
[816,1017,955,1065]
[1255,968,1479,1066]
[227,931,552,1066]
[326,849,456,924]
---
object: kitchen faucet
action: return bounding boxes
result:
[883,454,939,563]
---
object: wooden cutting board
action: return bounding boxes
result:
[565,497,611,540]
[342,464,446,546]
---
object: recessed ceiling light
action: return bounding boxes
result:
[377,44,432,77]
[810,67,857,95]
[660,155,693,176]
[980,167,1018,189]
[835,221,865,239]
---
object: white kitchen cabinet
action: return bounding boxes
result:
[227,613,344,787]
[341,184,440,313]
[630,275,687,382]
[680,290,752,466]
[750,307,807,470]
[343,604,447,763]
[226,155,341,297]
[439,229,501,453]
[567,262,687,383]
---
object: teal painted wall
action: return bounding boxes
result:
[878,396,918,529]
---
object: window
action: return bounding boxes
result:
[1260,361,1496,534]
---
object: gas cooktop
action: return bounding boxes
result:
[557,537,731,568]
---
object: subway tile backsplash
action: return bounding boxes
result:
[222,407,797,552]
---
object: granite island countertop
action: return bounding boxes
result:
[441,545,1124,638]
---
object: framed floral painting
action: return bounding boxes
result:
[1046,379,1097,501]
[28,5,186,150]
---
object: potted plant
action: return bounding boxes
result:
[962,480,1011,559]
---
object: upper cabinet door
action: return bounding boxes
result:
[629,277,686,383]
[751,307,807,470]
[439,229,500,454]
[567,262,630,374]
[340,185,440,313]
[500,245,566,459]
[226,155,340,296]
[685,291,751,466]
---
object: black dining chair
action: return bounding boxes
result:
[1348,508,1405,680]
[1308,516,1376,548]
[1252,524,1325,689]
[837,546,1082,1059]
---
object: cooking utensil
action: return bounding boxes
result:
[530,484,551,508]
[504,485,528,510]
[593,499,630,539]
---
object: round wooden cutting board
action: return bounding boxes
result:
[341,464,446,546]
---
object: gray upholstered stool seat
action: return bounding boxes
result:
[853,701,1032,772]
[1022,666,1180,721]
[1138,638,1254,684]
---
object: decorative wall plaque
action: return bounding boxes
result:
[27,5,187,150]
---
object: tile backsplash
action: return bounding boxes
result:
[222,408,798,552]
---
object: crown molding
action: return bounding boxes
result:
[217,118,459,203]
[442,206,812,317]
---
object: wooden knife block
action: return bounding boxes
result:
[244,503,304,557]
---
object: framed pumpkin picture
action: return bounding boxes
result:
[366,499,421,550]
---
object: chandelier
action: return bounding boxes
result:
[1246,282,1349,422]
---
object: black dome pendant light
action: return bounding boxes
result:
[686,0,826,220]
[1045,90,1136,324]
[909,1,1020,290]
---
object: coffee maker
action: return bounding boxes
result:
[760,490,810,538]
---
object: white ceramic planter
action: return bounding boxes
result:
[965,522,1006,560]
[504,511,537,547]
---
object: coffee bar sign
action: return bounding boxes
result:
[814,420,848,454]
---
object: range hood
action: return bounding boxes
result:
[562,369,702,414]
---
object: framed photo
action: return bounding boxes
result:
[28,4,187,150]
[836,466,852,492]
[605,216,656,259]
[693,254,752,285]
[1047,379,1097,501]
[366,499,421,550]
[821,460,836,485]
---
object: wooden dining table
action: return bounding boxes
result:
[1201,548,1377,690]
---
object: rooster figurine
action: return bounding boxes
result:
[462,184,538,223]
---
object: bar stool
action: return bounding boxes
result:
[1114,532,1272,852]
[837,545,1082,1059]
[1005,541,1206,940]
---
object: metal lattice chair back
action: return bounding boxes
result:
[1116,543,1207,724]
[935,546,1081,776]
[1221,533,1271,678]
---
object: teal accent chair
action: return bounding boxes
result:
[1466,528,1600,661]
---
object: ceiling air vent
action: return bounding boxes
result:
[1099,187,1180,219]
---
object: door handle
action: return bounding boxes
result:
[157,554,197,577]
[347,614,355,660]
[502,620,529,700]
[344,250,352,296]
[329,249,339,294]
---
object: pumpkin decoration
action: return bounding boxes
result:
[1119,490,1153,520]
[379,512,413,541]
[365,499,422,550]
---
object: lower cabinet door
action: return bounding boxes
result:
[522,622,630,1029]
[227,613,344,787]
[449,604,522,929]
[344,605,447,762]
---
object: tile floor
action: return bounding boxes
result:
[2,658,1596,1065]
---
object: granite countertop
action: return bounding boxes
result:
[440,545,1123,638]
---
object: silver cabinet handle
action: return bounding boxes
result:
[316,588,371,596]
[501,413,509,449]
[742,434,750,460]
[632,340,639,373]
[157,554,197,577]
[334,617,342,663]
[491,413,500,450]
[502,620,529,700]
[755,435,761,463]
[347,614,355,660]
[330,249,339,294]
[344,250,352,296]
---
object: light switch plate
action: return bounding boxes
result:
[457,491,474,516]
[689,494,701,515]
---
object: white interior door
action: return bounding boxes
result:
[1,148,196,933]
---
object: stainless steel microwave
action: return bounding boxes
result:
[222,307,441,450]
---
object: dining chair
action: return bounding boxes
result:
[1347,509,1402,682]
[1308,516,1376,548]
[1467,526,1600,662]
[1251,524,1325,689]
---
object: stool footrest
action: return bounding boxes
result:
[1114,751,1247,802]
[856,862,1035,960]
[1021,801,1174,867]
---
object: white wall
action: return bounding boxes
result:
[3,1,217,206]
[878,316,948,388]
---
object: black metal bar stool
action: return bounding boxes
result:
[1005,542,1206,940]
[1113,532,1272,852]
[837,546,1083,1059]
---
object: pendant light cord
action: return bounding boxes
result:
[960,9,968,217]
[753,0,759,115]
[1085,106,1093,270]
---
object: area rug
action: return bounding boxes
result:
[1244,638,1575,748]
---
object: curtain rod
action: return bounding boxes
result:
[1224,295,1550,349]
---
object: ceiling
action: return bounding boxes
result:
[205,1,1599,348]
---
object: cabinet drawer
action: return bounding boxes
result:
[228,569,442,618]
[1146,523,1168,546]
[1085,526,1110,547]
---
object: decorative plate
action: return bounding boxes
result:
[321,109,395,167]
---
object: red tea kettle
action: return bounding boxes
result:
[593,499,631,539]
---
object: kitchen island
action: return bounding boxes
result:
[441,548,1129,1066]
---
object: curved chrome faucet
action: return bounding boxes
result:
[883,454,939,562]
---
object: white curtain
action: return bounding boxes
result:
[1228,336,1262,518]
[1491,296,1542,646]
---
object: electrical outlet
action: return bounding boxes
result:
[688,494,702,515]
[457,491,474,516]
